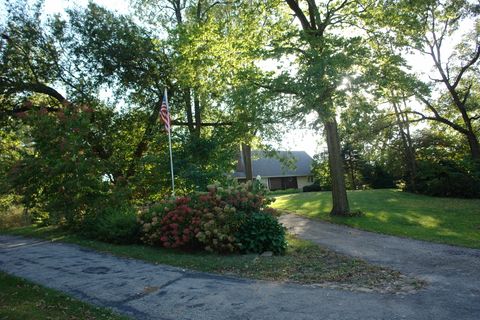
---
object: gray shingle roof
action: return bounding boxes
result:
[234,150,313,178]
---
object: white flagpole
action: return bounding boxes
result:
[164,88,175,196]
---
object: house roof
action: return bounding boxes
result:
[234,150,313,178]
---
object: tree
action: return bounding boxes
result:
[0,2,196,223]
[364,51,421,191]
[263,0,373,215]
[133,0,290,181]
[366,0,480,160]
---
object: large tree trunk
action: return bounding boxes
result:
[455,96,480,160]
[193,92,201,138]
[184,88,195,135]
[126,98,162,178]
[467,133,480,161]
[324,120,350,216]
[241,143,253,181]
[346,149,357,190]
[401,97,418,190]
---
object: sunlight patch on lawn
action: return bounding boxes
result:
[436,229,461,237]
[405,214,440,228]
[372,212,389,222]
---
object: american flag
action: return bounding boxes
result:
[159,94,170,132]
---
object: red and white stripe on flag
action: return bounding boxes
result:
[160,95,170,132]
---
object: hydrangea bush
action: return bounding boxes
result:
[139,181,286,254]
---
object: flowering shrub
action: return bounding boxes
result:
[192,192,242,252]
[216,180,273,214]
[139,197,201,249]
[139,181,283,254]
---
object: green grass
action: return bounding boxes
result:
[268,188,301,196]
[273,189,480,248]
[0,271,128,320]
[0,225,420,291]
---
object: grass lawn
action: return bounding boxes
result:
[0,271,128,320]
[272,189,480,248]
[0,226,421,292]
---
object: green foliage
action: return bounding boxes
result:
[269,188,301,196]
[414,160,480,198]
[303,183,322,192]
[3,0,478,234]
[364,0,480,160]
[1,2,276,219]
[173,135,239,193]
[6,106,114,226]
[360,163,396,189]
[0,194,18,213]
[235,212,287,255]
[311,153,332,190]
[0,194,28,229]
[312,151,395,190]
[81,206,140,244]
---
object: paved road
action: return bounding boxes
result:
[0,215,479,320]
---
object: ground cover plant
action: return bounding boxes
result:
[0,271,128,320]
[273,189,480,248]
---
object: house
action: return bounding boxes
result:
[233,150,314,191]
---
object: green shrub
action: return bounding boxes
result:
[235,212,287,255]
[82,206,140,244]
[360,164,396,189]
[414,160,480,198]
[0,194,30,228]
[302,183,322,192]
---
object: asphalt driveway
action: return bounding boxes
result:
[0,214,479,319]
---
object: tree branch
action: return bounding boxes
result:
[461,81,473,106]
[285,0,312,30]
[172,120,234,126]
[1,81,68,104]
[412,95,470,135]
[452,44,480,90]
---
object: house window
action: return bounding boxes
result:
[308,176,314,183]
[268,177,298,191]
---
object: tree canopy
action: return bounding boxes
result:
[1,0,479,225]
